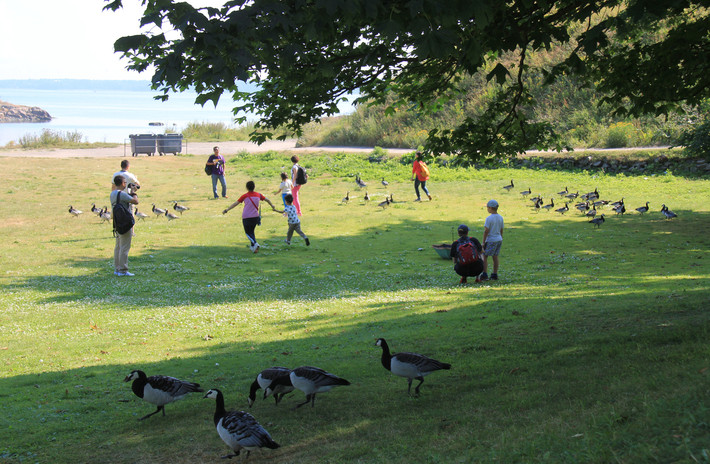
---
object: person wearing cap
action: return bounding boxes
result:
[481,199,504,280]
[450,224,483,284]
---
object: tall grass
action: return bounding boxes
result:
[1,129,117,149]
[180,121,297,142]
[0,151,709,463]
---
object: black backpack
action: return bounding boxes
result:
[113,191,135,236]
[295,166,308,185]
[204,163,213,175]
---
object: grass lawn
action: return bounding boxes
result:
[1,151,709,463]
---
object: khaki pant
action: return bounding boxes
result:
[114,228,133,272]
[287,222,307,242]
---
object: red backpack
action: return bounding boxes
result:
[457,240,480,265]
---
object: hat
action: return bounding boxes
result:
[487,199,499,208]
[457,224,469,234]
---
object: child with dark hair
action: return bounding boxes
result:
[223,181,277,253]
[275,194,310,246]
[274,172,293,207]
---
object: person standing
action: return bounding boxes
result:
[290,155,306,216]
[450,224,483,284]
[274,172,293,207]
[111,175,139,276]
[223,181,277,253]
[411,151,432,202]
[481,199,504,281]
[111,160,140,191]
[207,146,228,199]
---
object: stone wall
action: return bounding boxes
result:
[0,100,52,123]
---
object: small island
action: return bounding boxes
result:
[0,100,52,123]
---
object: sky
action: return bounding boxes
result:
[0,0,220,81]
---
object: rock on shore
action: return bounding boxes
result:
[0,100,52,123]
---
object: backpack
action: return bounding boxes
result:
[295,166,308,185]
[419,161,430,178]
[204,163,213,175]
[112,191,135,236]
[457,240,480,266]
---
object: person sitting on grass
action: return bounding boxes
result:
[450,224,483,284]
[274,194,310,246]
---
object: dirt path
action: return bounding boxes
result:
[0,140,413,158]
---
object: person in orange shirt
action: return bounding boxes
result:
[411,151,432,202]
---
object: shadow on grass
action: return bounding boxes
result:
[1,292,708,463]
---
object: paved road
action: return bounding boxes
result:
[0,139,414,158]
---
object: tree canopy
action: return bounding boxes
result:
[105,0,710,159]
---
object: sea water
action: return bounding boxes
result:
[0,85,354,146]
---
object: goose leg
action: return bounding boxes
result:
[139,405,163,421]
[414,376,425,396]
[406,378,413,396]
[294,394,312,409]
[310,393,317,408]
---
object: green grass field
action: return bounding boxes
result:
[1,152,709,463]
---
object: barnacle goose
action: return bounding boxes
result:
[173,202,190,215]
[68,206,82,217]
[502,180,514,191]
[375,338,451,396]
[589,214,605,228]
[247,367,293,407]
[204,389,279,459]
[636,202,650,214]
[289,366,350,408]
[152,204,166,217]
[124,370,203,420]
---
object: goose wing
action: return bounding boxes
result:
[392,352,451,376]
[220,411,279,450]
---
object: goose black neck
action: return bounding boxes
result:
[131,372,147,398]
[213,391,226,426]
[248,380,259,402]
[378,340,392,371]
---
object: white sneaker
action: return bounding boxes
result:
[118,271,135,277]
[253,243,260,253]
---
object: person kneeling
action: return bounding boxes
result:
[450,224,483,284]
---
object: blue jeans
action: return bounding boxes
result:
[281,193,289,207]
[414,178,430,199]
[211,174,227,198]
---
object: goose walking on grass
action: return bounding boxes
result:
[341,192,350,203]
[585,205,597,218]
[204,389,280,460]
[381,177,389,187]
[520,187,532,198]
[289,366,350,409]
[68,206,83,217]
[99,207,112,223]
[355,175,367,188]
[636,202,650,214]
[564,191,579,200]
[151,204,166,217]
[173,202,190,215]
[589,214,605,228]
[363,191,370,202]
[124,370,203,420]
[378,198,390,209]
[135,209,149,221]
[557,186,568,196]
[375,338,451,396]
[165,210,180,221]
[613,204,626,215]
[91,203,102,216]
[555,204,569,215]
[661,204,678,219]
[502,180,514,191]
[542,199,555,211]
[247,367,294,407]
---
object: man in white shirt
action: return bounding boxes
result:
[111,160,140,191]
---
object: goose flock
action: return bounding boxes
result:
[503,180,679,226]
[125,338,449,459]
[69,201,191,223]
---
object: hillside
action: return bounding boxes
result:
[0,100,51,123]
